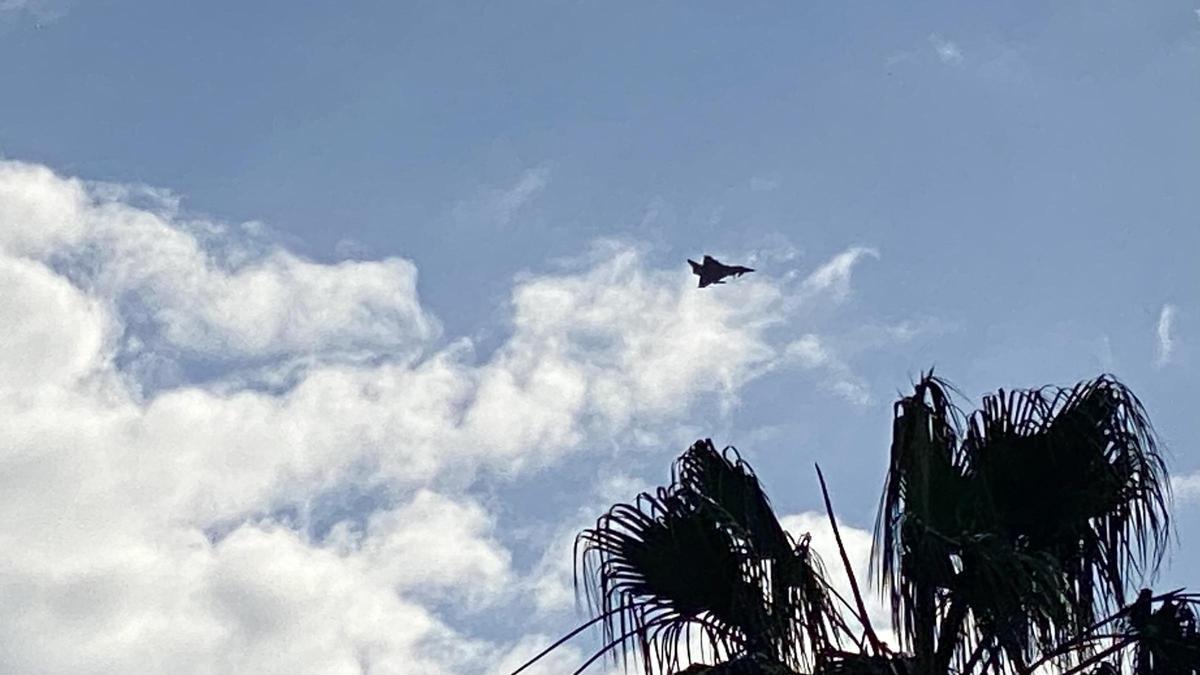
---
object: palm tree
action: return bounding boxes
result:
[572,440,845,675]
[513,373,1197,675]
[873,373,1178,675]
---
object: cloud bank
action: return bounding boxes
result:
[0,160,892,673]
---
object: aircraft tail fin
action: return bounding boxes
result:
[687,259,702,273]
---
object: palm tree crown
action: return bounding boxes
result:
[515,373,1197,675]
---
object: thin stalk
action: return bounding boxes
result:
[571,624,672,675]
[1058,639,1131,675]
[509,611,614,675]
[934,598,969,673]
[816,464,887,659]
[958,639,988,675]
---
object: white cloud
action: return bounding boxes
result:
[1156,303,1177,367]
[0,519,485,675]
[0,256,113,391]
[781,512,895,649]
[829,380,872,406]
[1174,472,1200,504]
[0,162,439,366]
[930,34,964,65]
[355,490,513,610]
[489,634,592,675]
[782,334,872,405]
[784,333,831,369]
[798,246,879,303]
[0,160,897,673]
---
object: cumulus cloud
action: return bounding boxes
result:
[0,162,439,368]
[1156,303,1177,367]
[0,255,113,391]
[342,490,513,610]
[0,516,485,675]
[0,160,895,673]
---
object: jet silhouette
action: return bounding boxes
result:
[688,255,755,288]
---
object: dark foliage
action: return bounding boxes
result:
[873,374,1171,673]
[515,374,1195,675]
[573,440,840,674]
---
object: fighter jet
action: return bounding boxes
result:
[688,255,755,288]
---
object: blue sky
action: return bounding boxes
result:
[1,1,1198,672]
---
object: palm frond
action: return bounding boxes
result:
[872,373,1174,672]
[815,651,914,675]
[675,440,842,660]
[531,372,1187,675]
[576,487,761,674]
[674,653,803,674]
[574,440,840,674]
[673,440,794,562]
[964,376,1170,602]
[871,372,970,666]
[954,375,1172,662]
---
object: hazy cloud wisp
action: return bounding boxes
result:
[930,34,964,65]
[1156,303,1177,367]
